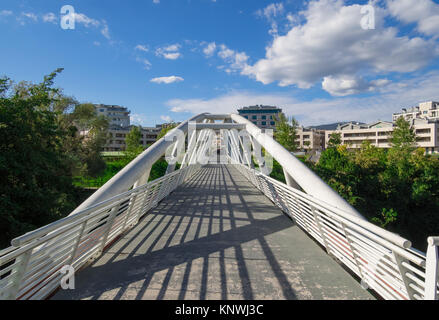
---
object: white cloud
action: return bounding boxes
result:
[21,12,38,22]
[387,0,439,37]
[42,12,57,24]
[322,75,390,96]
[203,42,217,57]
[165,71,439,126]
[156,44,182,60]
[73,13,100,27]
[150,76,184,84]
[93,41,101,46]
[162,52,181,60]
[243,0,438,96]
[153,0,160,3]
[131,113,149,126]
[135,44,149,52]
[0,10,13,16]
[72,13,111,40]
[100,21,110,39]
[217,44,250,74]
[136,57,152,70]
[160,115,172,122]
[256,3,285,35]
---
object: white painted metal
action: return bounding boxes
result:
[69,113,209,215]
[0,164,201,300]
[233,163,434,300]
[231,114,368,222]
[1,112,437,301]
[425,237,439,300]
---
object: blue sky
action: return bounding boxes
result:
[1,0,439,126]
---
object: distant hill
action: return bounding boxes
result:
[308,121,365,130]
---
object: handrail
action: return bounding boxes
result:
[425,237,439,300]
[230,113,366,221]
[234,163,434,300]
[0,164,201,300]
[70,113,210,215]
[253,170,412,249]
[11,169,184,247]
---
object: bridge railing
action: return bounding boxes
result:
[0,164,201,300]
[235,163,439,300]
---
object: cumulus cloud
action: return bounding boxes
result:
[243,0,438,96]
[166,71,439,126]
[322,75,390,96]
[156,44,182,60]
[387,0,439,37]
[217,44,250,74]
[150,76,184,84]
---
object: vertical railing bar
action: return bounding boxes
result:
[99,203,121,254]
[393,252,416,300]
[425,237,439,300]
[7,250,32,300]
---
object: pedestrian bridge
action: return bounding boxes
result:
[1,113,438,300]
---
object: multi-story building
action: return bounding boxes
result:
[325,119,439,153]
[95,104,131,127]
[238,105,283,130]
[92,104,172,152]
[104,125,163,152]
[392,101,439,122]
[296,127,326,151]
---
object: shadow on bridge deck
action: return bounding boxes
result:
[53,165,374,300]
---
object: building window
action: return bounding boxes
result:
[244,116,248,119]
[270,121,275,126]
[253,122,257,125]
[252,115,257,120]
[262,115,267,120]
[261,121,266,126]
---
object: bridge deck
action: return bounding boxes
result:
[53,165,373,300]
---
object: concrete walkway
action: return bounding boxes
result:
[53,165,374,300]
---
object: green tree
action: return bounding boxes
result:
[125,125,145,160]
[157,123,178,140]
[274,113,299,152]
[0,69,79,248]
[390,117,416,151]
[327,132,342,148]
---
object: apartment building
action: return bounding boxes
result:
[392,101,439,122]
[92,104,172,152]
[237,105,283,130]
[296,127,326,150]
[325,119,439,153]
[104,125,162,152]
[95,104,131,127]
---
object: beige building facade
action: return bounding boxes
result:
[325,120,439,153]
[296,127,326,150]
